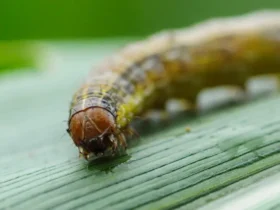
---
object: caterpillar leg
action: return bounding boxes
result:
[124,126,140,139]
[142,109,170,123]
[197,85,247,112]
[246,74,280,98]
[140,99,197,124]
[117,133,128,151]
[165,98,197,114]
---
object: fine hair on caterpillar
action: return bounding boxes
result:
[67,10,280,160]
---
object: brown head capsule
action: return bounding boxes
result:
[68,107,120,160]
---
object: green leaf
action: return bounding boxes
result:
[1,41,280,210]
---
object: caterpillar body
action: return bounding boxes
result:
[68,10,280,160]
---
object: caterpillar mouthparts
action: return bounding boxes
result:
[68,107,126,159]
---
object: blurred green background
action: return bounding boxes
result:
[1,0,280,40]
[1,0,280,72]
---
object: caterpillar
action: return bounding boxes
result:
[67,10,280,160]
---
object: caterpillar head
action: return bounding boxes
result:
[67,107,120,160]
